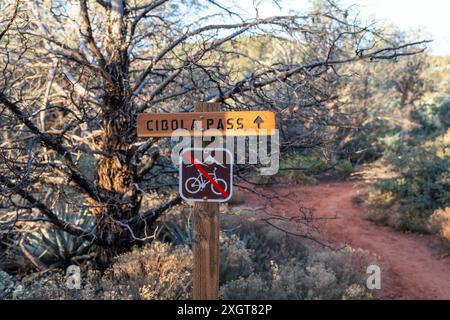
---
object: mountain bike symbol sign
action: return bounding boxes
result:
[179,148,233,202]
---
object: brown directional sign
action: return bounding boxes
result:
[179,148,233,202]
[137,111,275,137]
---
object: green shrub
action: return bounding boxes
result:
[336,160,353,177]
[438,99,450,127]
[277,152,331,184]
[366,130,450,231]
[378,132,402,154]
[385,149,448,213]
[342,120,401,163]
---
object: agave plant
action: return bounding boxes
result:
[22,206,95,268]
[155,213,195,247]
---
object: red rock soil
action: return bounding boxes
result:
[235,180,450,300]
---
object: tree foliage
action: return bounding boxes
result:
[0,0,430,266]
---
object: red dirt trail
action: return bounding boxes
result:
[237,180,450,300]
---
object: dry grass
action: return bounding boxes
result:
[2,208,375,300]
[428,207,450,245]
[8,242,193,300]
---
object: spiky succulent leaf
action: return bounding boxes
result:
[22,208,94,267]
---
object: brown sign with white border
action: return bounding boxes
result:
[179,148,233,203]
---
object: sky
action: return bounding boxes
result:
[232,0,450,56]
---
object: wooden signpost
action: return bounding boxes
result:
[192,102,221,300]
[137,103,276,300]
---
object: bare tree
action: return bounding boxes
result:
[0,0,430,266]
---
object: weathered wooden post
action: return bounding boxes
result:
[193,102,221,300]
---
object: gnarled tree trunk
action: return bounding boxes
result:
[92,4,141,266]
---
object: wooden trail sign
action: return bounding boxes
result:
[136,102,277,300]
[137,111,275,137]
